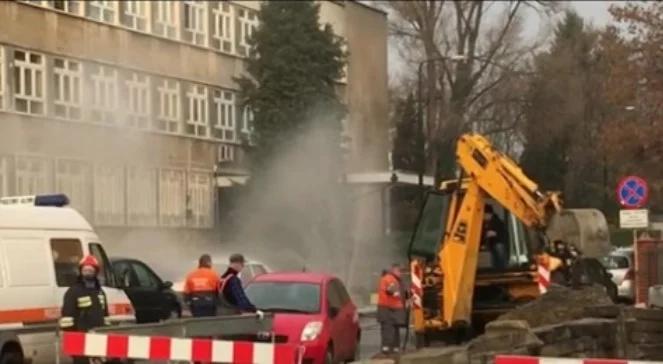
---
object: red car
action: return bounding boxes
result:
[245,272,361,364]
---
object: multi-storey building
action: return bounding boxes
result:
[0,0,388,261]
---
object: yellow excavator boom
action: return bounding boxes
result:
[417,133,567,331]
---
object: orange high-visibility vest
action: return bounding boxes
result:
[378,274,404,309]
[183,267,220,294]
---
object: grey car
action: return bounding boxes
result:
[600,248,635,303]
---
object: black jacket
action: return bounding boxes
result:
[483,215,507,247]
[219,268,256,313]
[59,278,109,331]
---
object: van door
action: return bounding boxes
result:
[88,243,133,319]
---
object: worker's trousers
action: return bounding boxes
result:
[378,306,404,351]
[380,321,400,351]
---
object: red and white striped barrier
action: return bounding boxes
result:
[410,262,423,309]
[537,263,551,294]
[62,331,300,364]
[495,355,656,364]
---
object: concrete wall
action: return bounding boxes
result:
[344,1,389,173]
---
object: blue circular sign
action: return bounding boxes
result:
[617,176,649,209]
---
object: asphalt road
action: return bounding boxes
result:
[359,317,381,359]
[359,316,416,360]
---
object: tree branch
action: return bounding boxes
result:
[469,2,521,87]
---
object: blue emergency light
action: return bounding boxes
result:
[34,194,70,207]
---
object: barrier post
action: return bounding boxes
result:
[55,327,61,364]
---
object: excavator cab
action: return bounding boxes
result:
[409,186,542,338]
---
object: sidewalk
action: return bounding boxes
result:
[358,305,377,318]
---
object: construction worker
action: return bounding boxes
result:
[59,255,110,364]
[183,254,221,317]
[482,205,508,269]
[219,253,263,318]
[377,263,406,355]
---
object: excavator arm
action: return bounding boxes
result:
[455,133,562,228]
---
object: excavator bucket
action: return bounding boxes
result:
[545,208,611,258]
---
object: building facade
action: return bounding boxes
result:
[0,0,388,258]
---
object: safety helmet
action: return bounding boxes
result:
[79,255,100,271]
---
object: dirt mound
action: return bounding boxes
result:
[496,284,613,328]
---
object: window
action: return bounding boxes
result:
[87,0,116,23]
[125,73,150,129]
[56,159,91,219]
[121,1,148,31]
[158,169,186,227]
[245,282,321,313]
[113,261,134,287]
[212,2,233,53]
[5,238,51,287]
[153,1,178,39]
[51,239,83,287]
[241,106,253,134]
[0,46,5,110]
[93,164,125,226]
[131,262,160,288]
[49,0,82,15]
[15,156,53,195]
[183,1,207,46]
[53,58,82,120]
[187,171,212,228]
[13,50,46,115]
[89,65,118,124]
[89,242,115,287]
[127,166,157,226]
[185,85,209,138]
[330,279,351,305]
[156,79,180,133]
[213,89,235,141]
[601,255,630,270]
[237,8,258,56]
[218,144,234,162]
[326,281,344,310]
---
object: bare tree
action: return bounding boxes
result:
[382,1,558,182]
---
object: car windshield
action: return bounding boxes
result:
[245,281,321,314]
[601,255,630,269]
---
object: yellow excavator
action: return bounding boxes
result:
[408,133,613,346]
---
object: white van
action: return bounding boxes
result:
[0,194,134,364]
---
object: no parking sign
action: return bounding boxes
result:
[617,175,649,209]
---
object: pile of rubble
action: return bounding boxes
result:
[363,286,663,364]
[496,284,613,328]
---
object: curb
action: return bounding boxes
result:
[358,306,377,318]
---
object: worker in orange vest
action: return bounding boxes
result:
[183,254,221,317]
[377,263,407,354]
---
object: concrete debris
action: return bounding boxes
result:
[467,320,543,363]
[496,284,613,328]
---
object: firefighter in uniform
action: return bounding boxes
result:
[377,263,407,354]
[183,254,221,317]
[59,255,110,364]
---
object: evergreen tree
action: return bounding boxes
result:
[237,0,347,171]
[521,10,605,207]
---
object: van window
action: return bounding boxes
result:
[89,243,115,287]
[51,239,83,287]
[5,238,51,287]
